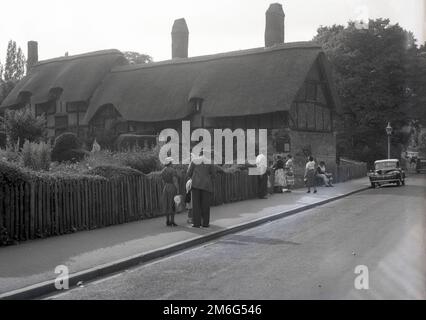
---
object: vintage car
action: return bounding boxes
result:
[416,158,426,173]
[368,159,405,188]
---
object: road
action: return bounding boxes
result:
[49,175,426,300]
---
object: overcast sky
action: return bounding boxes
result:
[0,0,424,64]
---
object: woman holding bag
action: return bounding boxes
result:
[160,157,180,227]
[304,156,317,194]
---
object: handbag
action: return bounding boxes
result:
[174,195,185,213]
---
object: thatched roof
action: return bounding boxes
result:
[84,41,340,124]
[1,49,126,109]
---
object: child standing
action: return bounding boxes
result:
[160,157,180,227]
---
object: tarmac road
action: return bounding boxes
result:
[49,175,426,300]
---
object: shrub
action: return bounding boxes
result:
[113,144,163,174]
[0,143,20,164]
[0,159,33,184]
[85,165,144,179]
[52,132,86,162]
[95,129,119,150]
[21,140,51,171]
[115,134,157,151]
[1,107,46,147]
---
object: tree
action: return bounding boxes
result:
[123,51,153,65]
[314,19,424,163]
[0,107,46,147]
[3,40,25,81]
[418,132,426,156]
[404,43,426,125]
[0,40,26,104]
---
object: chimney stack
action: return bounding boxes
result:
[171,18,189,59]
[265,3,285,47]
[27,41,38,73]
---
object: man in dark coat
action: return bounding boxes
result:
[187,151,216,228]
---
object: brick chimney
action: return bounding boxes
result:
[27,41,38,74]
[172,18,189,59]
[265,3,285,47]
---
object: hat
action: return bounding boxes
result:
[164,157,174,165]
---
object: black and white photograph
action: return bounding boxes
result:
[0,0,425,308]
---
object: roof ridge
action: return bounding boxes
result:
[34,49,123,67]
[111,41,321,73]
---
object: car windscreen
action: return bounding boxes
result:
[375,162,398,170]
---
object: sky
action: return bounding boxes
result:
[0,0,424,64]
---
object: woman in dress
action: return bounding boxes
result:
[160,157,180,227]
[284,154,295,192]
[317,161,333,187]
[273,155,286,193]
[256,153,269,199]
[304,156,317,193]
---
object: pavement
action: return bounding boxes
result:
[48,175,425,300]
[0,177,371,299]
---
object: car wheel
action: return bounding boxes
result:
[401,179,405,186]
[370,182,375,188]
[396,180,401,186]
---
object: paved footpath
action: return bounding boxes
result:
[0,177,370,298]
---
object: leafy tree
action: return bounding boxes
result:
[4,40,25,81]
[123,51,153,64]
[404,43,426,125]
[314,19,424,163]
[0,107,46,147]
[418,132,426,156]
[0,40,26,104]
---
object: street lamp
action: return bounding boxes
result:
[386,122,392,159]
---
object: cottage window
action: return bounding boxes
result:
[323,109,331,131]
[307,104,316,130]
[315,105,324,131]
[55,115,68,129]
[275,136,291,153]
[66,102,88,113]
[35,101,56,116]
[69,113,78,126]
[297,103,308,129]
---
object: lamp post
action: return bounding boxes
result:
[386,122,392,159]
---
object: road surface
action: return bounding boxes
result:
[49,175,426,300]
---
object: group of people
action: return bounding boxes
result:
[271,154,295,194]
[160,151,216,228]
[160,152,334,227]
[304,156,334,193]
[257,154,334,197]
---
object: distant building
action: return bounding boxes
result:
[0,3,341,166]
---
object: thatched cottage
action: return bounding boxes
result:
[0,3,341,166]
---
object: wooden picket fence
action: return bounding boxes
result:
[0,171,259,245]
[335,159,368,183]
[0,161,366,246]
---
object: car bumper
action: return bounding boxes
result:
[369,176,400,183]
